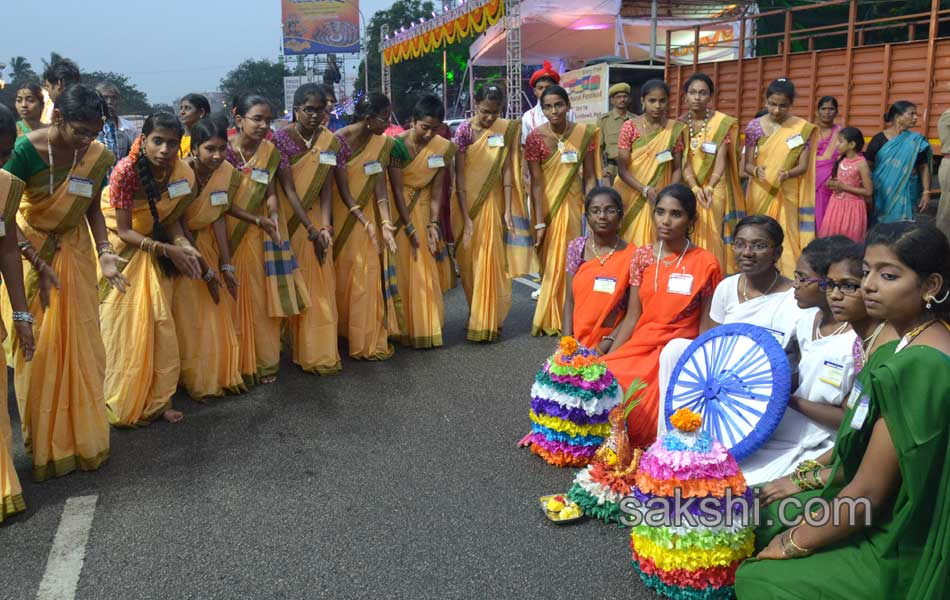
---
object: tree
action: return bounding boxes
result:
[81,70,152,115]
[9,56,37,82]
[219,59,290,115]
[356,0,475,123]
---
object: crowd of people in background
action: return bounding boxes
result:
[0,54,949,599]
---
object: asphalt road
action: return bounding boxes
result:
[1,281,656,600]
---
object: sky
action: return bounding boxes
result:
[2,0,391,105]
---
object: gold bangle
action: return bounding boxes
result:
[348,205,361,214]
[786,526,812,556]
[381,219,392,227]
[174,237,191,248]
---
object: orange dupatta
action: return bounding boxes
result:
[604,246,722,448]
[571,243,636,350]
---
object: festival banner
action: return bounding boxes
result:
[282,0,361,55]
[382,0,504,66]
[560,63,609,124]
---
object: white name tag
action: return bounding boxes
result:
[67,176,94,198]
[850,397,870,430]
[846,381,864,409]
[593,277,616,294]
[363,161,383,175]
[656,149,674,164]
[819,360,845,388]
[319,151,337,166]
[786,134,804,149]
[427,155,445,169]
[167,179,192,199]
[250,168,270,184]
[667,273,694,295]
[560,151,578,164]
[210,191,229,207]
[701,141,718,155]
[487,134,505,148]
[0,218,6,238]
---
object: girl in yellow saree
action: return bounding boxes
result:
[0,108,36,518]
[453,85,533,341]
[679,73,744,270]
[332,93,400,360]
[225,95,310,385]
[744,78,817,278]
[101,112,203,426]
[526,85,601,336]
[2,86,121,480]
[173,116,245,400]
[614,80,685,247]
[273,84,340,374]
[391,95,456,348]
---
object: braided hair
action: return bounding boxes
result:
[130,111,184,277]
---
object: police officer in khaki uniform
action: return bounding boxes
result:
[597,83,632,183]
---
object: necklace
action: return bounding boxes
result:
[590,237,619,266]
[895,319,935,353]
[553,123,571,153]
[742,270,780,302]
[48,138,78,195]
[859,321,886,363]
[688,109,710,150]
[192,160,213,193]
[294,123,317,150]
[235,137,260,170]
[814,313,850,340]
[653,240,690,292]
[640,116,663,137]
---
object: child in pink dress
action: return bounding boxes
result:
[819,127,873,242]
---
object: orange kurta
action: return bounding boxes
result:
[605,245,722,448]
[570,242,637,350]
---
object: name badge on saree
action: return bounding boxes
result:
[319,151,337,166]
[67,176,94,198]
[819,360,845,388]
[846,381,864,409]
[487,134,505,148]
[210,191,229,207]
[701,141,718,155]
[427,155,445,169]
[667,273,694,295]
[656,149,673,164]
[167,179,192,199]
[0,218,6,238]
[786,134,805,149]
[850,397,870,430]
[560,151,578,164]
[363,161,383,175]
[593,277,617,294]
[250,168,270,184]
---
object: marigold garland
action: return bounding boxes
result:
[382,0,504,66]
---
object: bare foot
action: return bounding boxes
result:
[260,375,277,385]
[163,409,184,423]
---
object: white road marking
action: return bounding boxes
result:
[514,277,540,290]
[36,495,98,600]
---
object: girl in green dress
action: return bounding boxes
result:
[736,221,950,599]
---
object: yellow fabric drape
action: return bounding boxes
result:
[532,123,600,337]
[684,111,744,271]
[392,135,457,348]
[746,116,818,277]
[173,162,245,399]
[279,128,341,374]
[6,146,112,480]
[332,133,395,360]
[451,118,521,342]
[100,159,195,426]
[613,119,685,246]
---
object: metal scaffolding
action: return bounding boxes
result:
[380,24,392,99]
[504,0,522,118]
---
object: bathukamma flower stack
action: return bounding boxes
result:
[525,337,622,467]
[629,408,755,600]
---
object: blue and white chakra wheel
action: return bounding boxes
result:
[665,323,791,461]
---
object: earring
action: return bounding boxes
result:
[927,297,933,310]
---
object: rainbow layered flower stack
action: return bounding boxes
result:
[629,408,755,600]
[525,337,622,467]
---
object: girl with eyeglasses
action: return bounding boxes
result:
[561,186,636,352]
[452,85,533,342]
[2,84,120,477]
[526,85,601,337]
[603,184,722,448]
[743,78,818,278]
[271,84,342,374]
[737,221,950,600]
